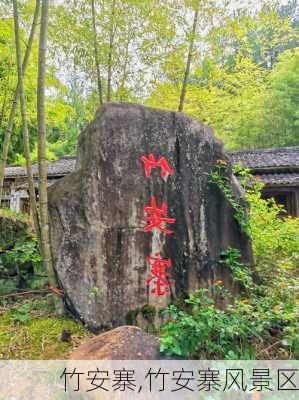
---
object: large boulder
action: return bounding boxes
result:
[48,103,252,331]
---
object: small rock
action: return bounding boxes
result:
[60,329,72,342]
[69,326,161,360]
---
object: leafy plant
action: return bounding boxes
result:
[10,303,31,324]
[210,160,249,233]
[161,168,299,359]
[0,238,45,291]
[220,248,254,291]
[0,211,46,294]
[160,289,257,359]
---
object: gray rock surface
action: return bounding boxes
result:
[48,103,253,331]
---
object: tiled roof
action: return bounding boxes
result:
[4,147,299,187]
[256,172,299,186]
[229,146,299,170]
[4,166,26,178]
[229,146,299,187]
[4,156,77,178]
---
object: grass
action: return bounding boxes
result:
[0,207,31,225]
[0,295,91,359]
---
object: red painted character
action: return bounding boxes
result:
[147,254,172,296]
[140,153,174,179]
[143,196,176,234]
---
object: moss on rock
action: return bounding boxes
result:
[125,308,139,325]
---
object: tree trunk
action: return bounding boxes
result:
[91,0,103,105]
[0,0,40,201]
[12,0,41,246]
[0,86,9,133]
[37,0,63,313]
[119,37,130,101]
[107,0,116,102]
[178,4,199,112]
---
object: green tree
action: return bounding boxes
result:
[148,56,267,149]
[148,2,299,150]
[252,48,299,147]
[12,0,41,245]
[0,1,40,200]
[208,3,298,69]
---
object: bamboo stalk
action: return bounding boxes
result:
[178,3,199,112]
[12,0,41,247]
[0,0,40,201]
[37,0,63,314]
[91,0,104,105]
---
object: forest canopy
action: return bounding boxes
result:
[1,0,299,166]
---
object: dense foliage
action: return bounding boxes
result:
[0,213,88,360]
[0,0,299,166]
[160,170,299,359]
[0,209,45,295]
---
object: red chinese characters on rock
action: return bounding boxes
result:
[140,153,174,179]
[143,196,176,235]
[139,154,175,296]
[146,254,172,296]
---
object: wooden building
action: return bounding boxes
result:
[2,147,299,217]
[229,146,299,217]
[2,156,76,213]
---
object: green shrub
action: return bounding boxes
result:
[246,183,299,276]
[210,160,248,233]
[0,211,46,294]
[0,209,30,251]
[160,288,257,359]
[160,165,299,359]
[10,303,32,324]
[160,250,298,359]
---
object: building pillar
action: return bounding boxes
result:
[10,189,21,212]
[294,190,299,217]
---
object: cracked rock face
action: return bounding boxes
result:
[48,103,252,331]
